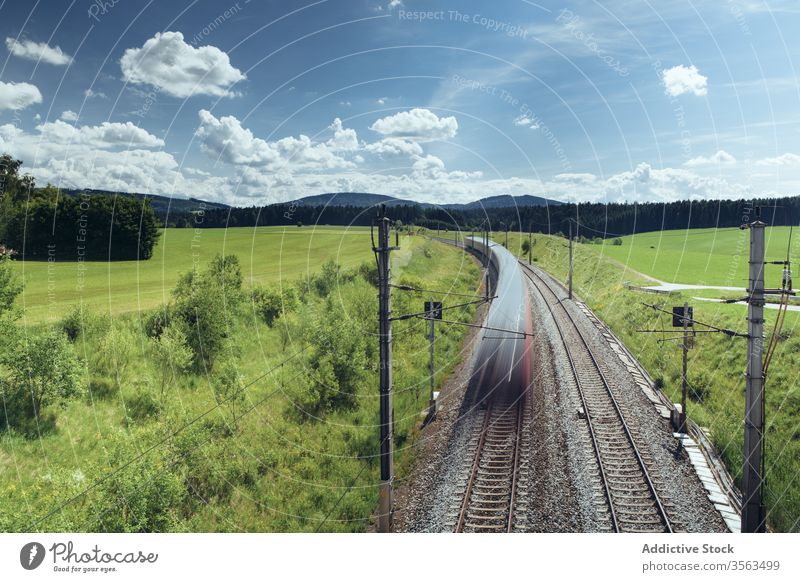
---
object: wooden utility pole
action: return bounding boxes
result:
[742,215,766,533]
[568,223,574,300]
[375,209,394,533]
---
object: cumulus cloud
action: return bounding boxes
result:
[120,31,245,98]
[5,37,72,65]
[685,150,736,167]
[196,110,355,171]
[755,153,800,167]
[0,121,227,202]
[36,120,165,148]
[365,137,423,157]
[60,110,79,122]
[327,118,359,151]
[661,65,708,97]
[0,81,42,110]
[370,108,458,141]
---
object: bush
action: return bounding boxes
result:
[88,428,185,532]
[151,325,193,404]
[173,274,229,369]
[211,357,245,425]
[313,260,341,297]
[96,326,137,391]
[298,280,373,415]
[0,253,22,318]
[124,390,162,424]
[143,306,173,339]
[251,286,298,326]
[207,254,245,308]
[87,376,116,400]
[0,330,83,434]
[611,238,623,246]
[59,304,109,342]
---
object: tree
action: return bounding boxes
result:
[173,256,242,368]
[0,254,22,318]
[1,177,161,260]
[0,331,84,433]
[151,324,192,405]
[97,326,137,392]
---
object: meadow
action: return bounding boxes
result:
[0,228,482,532]
[13,226,375,323]
[596,226,798,288]
[505,229,800,532]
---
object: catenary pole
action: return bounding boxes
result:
[376,208,394,532]
[742,214,766,533]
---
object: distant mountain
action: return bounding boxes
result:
[291,192,424,207]
[288,192,560,209]
[450,194,561,209]
[63,189,229,221]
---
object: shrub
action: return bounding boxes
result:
[298,281,373,415]
[172,256,242,368]
[0,253,22,317]
[87,376,116,400]
[151,325,193,405]
[143,306,172,339]
[251,286,298,327]
[313,260,340,297]
[96,326,137,392]
[0,330,83,433]
[212,357,246,425]
[207,254,244,308]
[59,304,109,342]
[88,428,185,532]
[611,238,623,246]
[124,390,162,424]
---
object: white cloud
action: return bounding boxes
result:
[0,81,42,110]
[36,120,164,148]
[662,65,708,97]
[60,110,79,122]
[513,114,540,129]
[685,150,736,167]
[376,97,387,105]
[195,110,355,171]
[370,108,458,141]
[0,121,228,202]
[755,153,800,167]
[365,137,423,157]
[412,154,445,179]
[120,31,245,98]
[327,118,359,151]
[5,37,72,66]
[84,88,107,100]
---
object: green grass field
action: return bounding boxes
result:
[13,226,374,323]
[596,226,798,287]
[0,229,482,532]
[505,229,800,532]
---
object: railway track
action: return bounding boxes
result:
[520,262,674,533]
[454,394,524,532]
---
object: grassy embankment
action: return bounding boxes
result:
[504,227,799,532]
[0,227,482,532]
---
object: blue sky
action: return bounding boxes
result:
[1,0,799,205]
